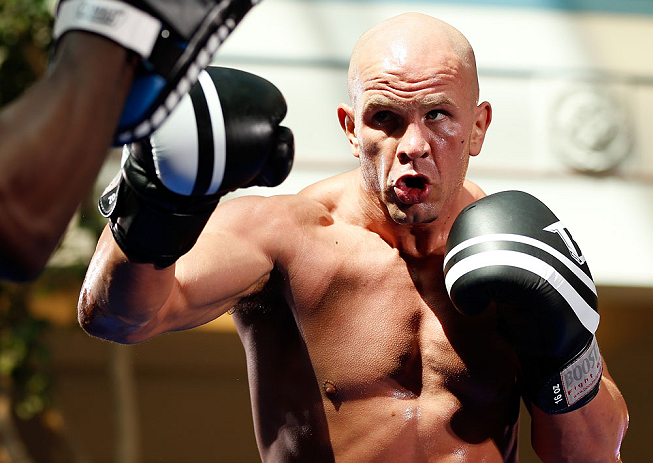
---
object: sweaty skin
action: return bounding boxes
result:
[229,175,520,462]
[79,13,628,463]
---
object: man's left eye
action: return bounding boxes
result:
[426,110,445,120]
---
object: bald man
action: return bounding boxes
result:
[79,13,628,462]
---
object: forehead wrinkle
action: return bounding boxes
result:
[365,65,459,88]
[357,69,461,118]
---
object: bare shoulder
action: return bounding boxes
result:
[207,188,336,236]
[462,179,486,203]
[296,170,357,212]
[201,172,357,254]
[445,180,487,224]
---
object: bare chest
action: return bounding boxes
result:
[234,217,521,462]
[284,224,518,405]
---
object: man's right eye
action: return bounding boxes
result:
[372,111,393,123]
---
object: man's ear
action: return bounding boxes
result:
[337,103,360,158]
[469,101,492,157]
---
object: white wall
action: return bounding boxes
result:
[103,0,646,287]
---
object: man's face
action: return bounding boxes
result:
[341,38,488,225]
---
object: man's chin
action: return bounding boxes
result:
[387,203,438,226]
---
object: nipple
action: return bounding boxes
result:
[323,380,338,397]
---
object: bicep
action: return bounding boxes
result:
[150,204,276,332]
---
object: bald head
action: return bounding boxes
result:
[347,13,479,108]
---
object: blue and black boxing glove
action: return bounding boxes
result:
[443,191,602,414]
[53,0,261,145]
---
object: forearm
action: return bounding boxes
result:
[530,365,629,462]
[0,32,135,280]
[78,226,178,344]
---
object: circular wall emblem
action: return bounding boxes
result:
[550,85,632,173]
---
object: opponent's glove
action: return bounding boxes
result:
[99,66,293,267]
[53,0,261,145]
[443,191,602,414]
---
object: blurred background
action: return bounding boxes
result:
[1,0,652,461]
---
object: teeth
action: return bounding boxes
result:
[397,176,427,189]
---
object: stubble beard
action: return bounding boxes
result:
[385,197,440,226]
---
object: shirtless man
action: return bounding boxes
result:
[79,13,629,462]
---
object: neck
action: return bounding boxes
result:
[353,175,467,259]
[368,214,454,259]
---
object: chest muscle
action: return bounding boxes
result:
[285,227,517,405]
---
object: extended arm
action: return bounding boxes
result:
[0,0,261,281]
[78,67,293,343]
[0,33,135,281]
[79,200,276,344]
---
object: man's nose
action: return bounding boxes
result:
[396,122,430,163]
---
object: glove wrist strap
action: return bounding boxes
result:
[528,336,603,414]
[99,171,216,268]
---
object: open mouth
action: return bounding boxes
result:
[393,175,431,204]
[403,177,426,189]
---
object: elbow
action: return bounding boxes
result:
[536,449,624,463]
[613,398,630,462]
[77,289,143,345]
[532,404,629,463]
[78,304,133,345]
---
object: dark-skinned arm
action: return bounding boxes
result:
[0,32,135,281]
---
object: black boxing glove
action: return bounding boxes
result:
[53,0,261,144]
[443,191,602,414]
[99,66,293,267]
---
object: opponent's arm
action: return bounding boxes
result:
[0,32,136,281]
[0,0,259,282]
[79,67,293,344]
[443,190,628,462]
